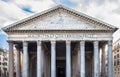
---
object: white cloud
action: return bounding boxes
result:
[70,0,81,3]
[74,0,120,23]
[0,1,29,27]
[12,0,55,12]
[0,0,56,28]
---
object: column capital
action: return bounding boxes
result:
[108,40,112,46]
[66,40,71,44]
[51,40,56,44]
[80,40,85,46]
[8,41,14,45]
[94,41,99,46]
[23,41,28,47]
[37,40,42,46]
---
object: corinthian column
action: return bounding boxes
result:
[16,45,20,77]
[94,41,99,77]
[66,40,71,77]
[37,41,42,77]
[22,41,29,77]
[8,41,14,77]
[80,41,85,77]
[51,41,56,77]
[101,45,106,77]
[108,40,113,77]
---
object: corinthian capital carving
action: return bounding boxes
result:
[51,40,56,47]
[51,40,56,44]
[108,40,112,46]
[37,40,41,46]
[80,40,85,46]
[7,40,12,43]
[66,40,71,45]
[23,41,28,47]
[94,41,99,46]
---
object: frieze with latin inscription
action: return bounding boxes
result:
[27,34,95,39]
[8,33,112,41]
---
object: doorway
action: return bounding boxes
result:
[56,60,66,77]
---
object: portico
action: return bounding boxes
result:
[8,40,113,77]
[2,5,117,77]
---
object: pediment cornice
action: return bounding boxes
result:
[2,5,118,32]
[6,30,114,34]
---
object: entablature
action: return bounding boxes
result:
[7,31,113,41]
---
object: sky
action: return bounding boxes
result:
[0,0,120,49]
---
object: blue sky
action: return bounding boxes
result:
[0,29,8,49]
[0,0,120,49]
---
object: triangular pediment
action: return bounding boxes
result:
[2,5,118,32]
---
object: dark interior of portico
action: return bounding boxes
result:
[17,41,104,77]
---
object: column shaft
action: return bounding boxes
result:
[37,41,42,77]
[101,45,106,77]
[98,49,100,77]
[94,41,99,77]
[80,41,85,77]
[9,42,14,77]
[66,41,71,77]
[108,41,113,77]
[51,41,56,77]
[22,41,28,77]
[16,48,20,77]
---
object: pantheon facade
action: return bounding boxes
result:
[2,5,118,77]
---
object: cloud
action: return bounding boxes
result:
[12,0,55,12]
[113,5,120,15]
[0,1,29,27]
[53,0,77,7]
[0,0,55,28]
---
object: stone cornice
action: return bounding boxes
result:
[2,5,118,32]
[5,30,114,34]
